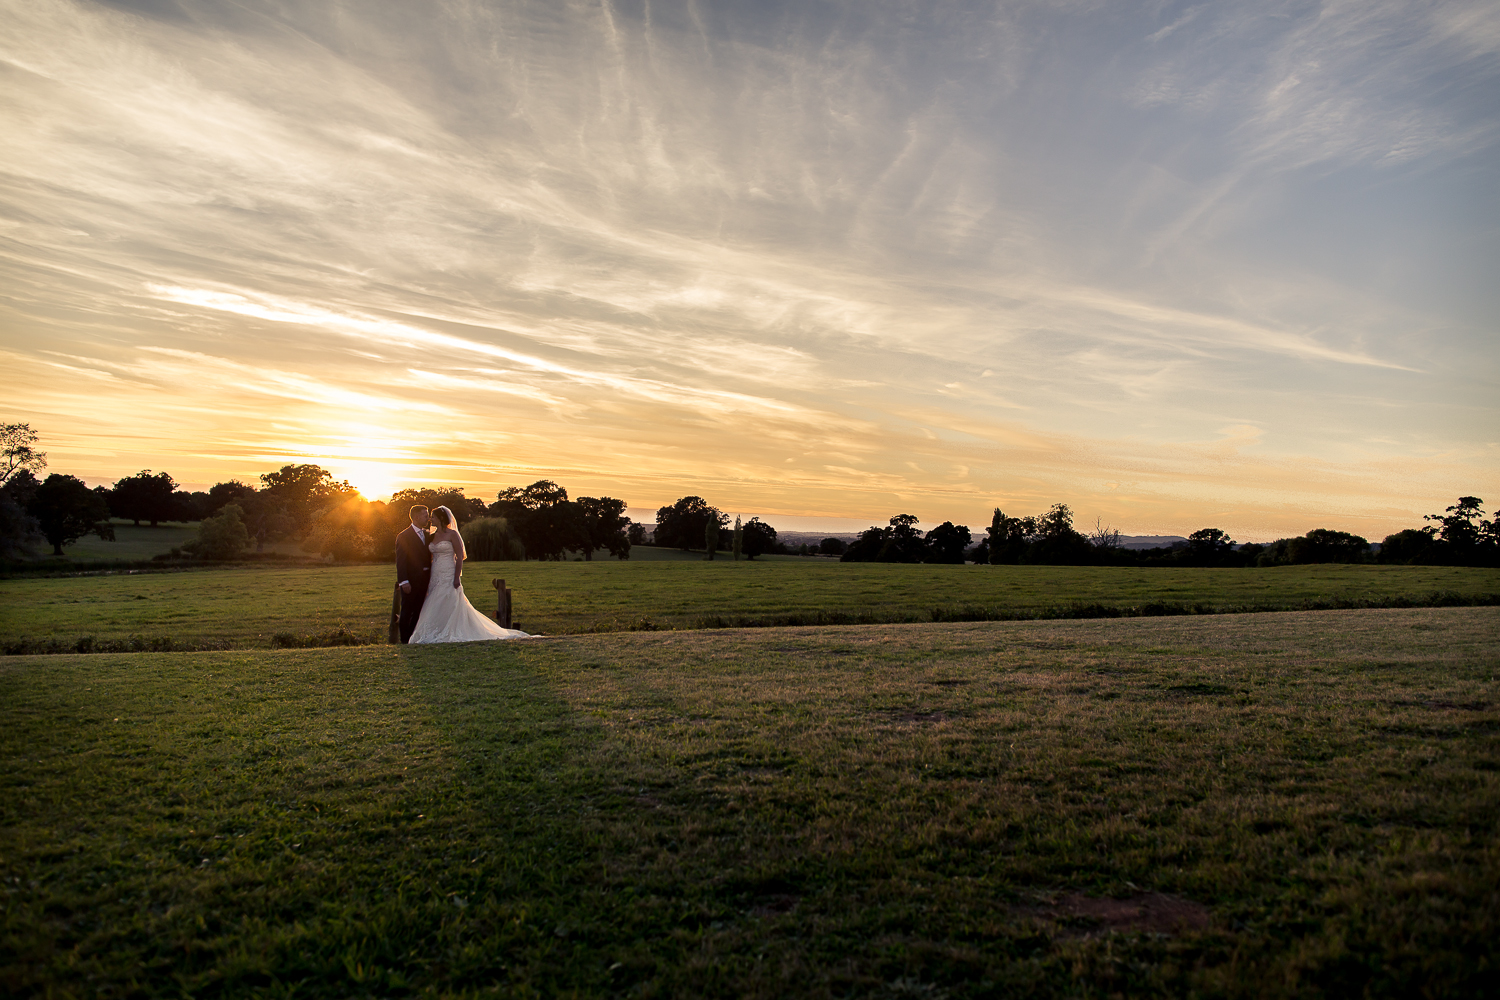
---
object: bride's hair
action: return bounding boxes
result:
[433,505,455,528]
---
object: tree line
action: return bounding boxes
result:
[832,500,1500,568]
[3,422,1495,566]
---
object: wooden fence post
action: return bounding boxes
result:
[492,578,512,629]
[388,583,401,644]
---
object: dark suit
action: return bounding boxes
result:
[395,526,432,643]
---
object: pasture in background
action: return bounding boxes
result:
[3,561,1498,651]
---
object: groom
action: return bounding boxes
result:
[395,505,432,644]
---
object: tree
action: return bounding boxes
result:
[653,496,728,551]
[1089,517,1121,550]
[260,464,361,528]
[1287,528,1369,564]
[1378,528,1436,565]
[465,517,526,561]
[627,522,647,546]
[1422,497,1497,564]
[1,423,46,486]
[732,516,743,561]
[840,515,927,563]
[0,468,43,558]
[704,517,720,560]
[206,480,257,515]
[818,537,847,556]
[491,481,584,561]
[303,497,387,561]
[576,495,631,560]
[741,517,777,559]
[1186,528,1236,566]
[109,470,181,526]
[924,521,972,564]
[29,474,114,555]
[185,503,250,560]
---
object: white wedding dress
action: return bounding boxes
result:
[409,539,531,643]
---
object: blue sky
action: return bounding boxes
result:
[1,0,1496,538]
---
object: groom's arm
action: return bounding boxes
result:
[395,534,412,592]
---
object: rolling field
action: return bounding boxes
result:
[3,560,1498,651]
[2,607,1496,997]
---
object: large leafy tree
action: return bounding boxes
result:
[389,487,489,530]
[29,474,114,555]
[1185,527,1237,566]
[491,481,585,561]
[924,521,972,564]
[109,470,181,527]
[259,464,361,525]
[576,495,631,560]
[0,468,43,558]
[740,517,777,559]
[841,515,927,563]
[653,496,727,551]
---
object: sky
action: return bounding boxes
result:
[1,0,1496,540]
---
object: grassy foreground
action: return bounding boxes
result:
[3,560,1498,651]
[3,607,1497,997]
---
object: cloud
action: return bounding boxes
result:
[0,0,1494,540]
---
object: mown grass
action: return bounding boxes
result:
[2,607,1497,997]
[2,560,1497,651]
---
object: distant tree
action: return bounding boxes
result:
[841,526,887,562]
[260,464,361,531]
[1088,517,1122,550]
[627,521,647,546]
[841,515,927,563]
[967,536,989,564]
[29,473,114,555]
[1425,497,1486,549]
[818,536,847,556]
[924,521,972,564]
[1186,528,1236,566]
[1378,528,1437,565]
[464,517,526,561]
[1287,528,1369,564]
[491,481,585,561]
[0,467,43,558]
[576,495,631,560]
[984,503,1090,565]
[1,423,46,486]
[741,517,777,559]
[303,497,387,561]
[185,503,250,560]
[654,496,728,551]
[704,518,720,560]
[109,470,181,527]
[732,516,743,561]
[206,480,257,515]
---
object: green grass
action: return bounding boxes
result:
[2,560,1497,651]
[2,607,1496,997]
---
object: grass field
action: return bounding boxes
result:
[2,607,1496,997]
[2,560,1497,652]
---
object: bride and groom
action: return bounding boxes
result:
[396,505,531,644]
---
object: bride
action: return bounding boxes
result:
[409,506,531,643]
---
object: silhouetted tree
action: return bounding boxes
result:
[924,521,971,564]
[1,423,46,486]
[109,470,181,526]
[1378,528,1436,565]
[627,522,647,546]
[260,464,361,529]
[1186,528,1236,566]
[654,496,728,551]
[491,481,579,561]
[818,537,847,556]
[205,480,257,517]
[741,517,777,559]
[576,495,631,560]
[0,468,43,558]
[841,515,927,563]
[29,473,114,555]
[1287,528,1369,564]
[732,516,743,560]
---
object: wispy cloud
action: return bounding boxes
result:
[0,0,1495,540]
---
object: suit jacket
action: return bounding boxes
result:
[395,526,432,591]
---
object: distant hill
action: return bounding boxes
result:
[1117,535,1188,550]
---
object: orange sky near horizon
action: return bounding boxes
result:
[2,0,1496,543]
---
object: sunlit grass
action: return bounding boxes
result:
[2,607,1496,997]
[2,561,1496,651]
